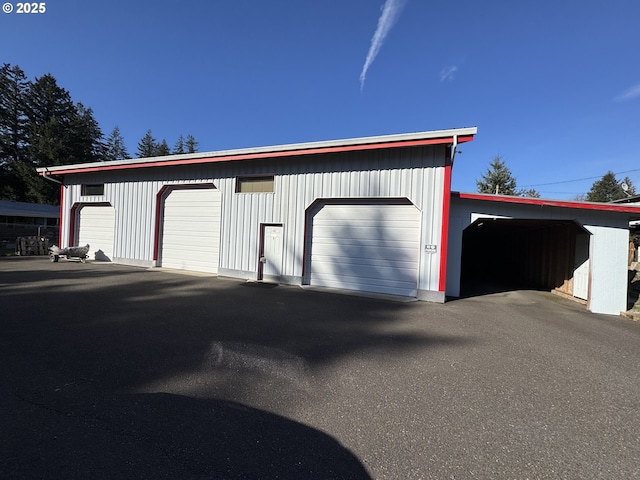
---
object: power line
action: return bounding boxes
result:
[520,168,640,188]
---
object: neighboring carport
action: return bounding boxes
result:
[447,192,640,315]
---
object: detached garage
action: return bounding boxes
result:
[36,127,640,315]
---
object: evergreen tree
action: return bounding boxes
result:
[519,188,541,198]
[586,171,636,202]
[23,74,104,203]
[173,134,185,155]
[71,102,105,163]
[104,126,129,161]
[476,156,518,195]
[137,130,158,158]
[0,64,29,200]
[155,139,171,156]
[185,134,199,154]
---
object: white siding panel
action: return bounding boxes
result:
[309,203,421,297]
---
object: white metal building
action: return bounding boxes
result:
[38,128,476,303]
[36,127,640,315]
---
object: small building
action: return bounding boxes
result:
[36,128,640,315]
[0,200,59,241]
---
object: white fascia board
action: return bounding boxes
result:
[36,127,478,174]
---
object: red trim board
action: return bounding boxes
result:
[40,135,475,177]
[454,192,640,214]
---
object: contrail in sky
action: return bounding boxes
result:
[359,0,408,91]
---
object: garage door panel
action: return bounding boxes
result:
[160,188,221,274]
[311,242,419,255]
[308,202,420,297]
[78,206,115,261]
[311,273,417,296]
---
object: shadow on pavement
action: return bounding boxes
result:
[3,391,370,479]
[0,257,471,478]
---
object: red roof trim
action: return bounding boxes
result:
[454,192,640,214]
[40,135,475,176]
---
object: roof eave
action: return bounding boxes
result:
[36,127,477,176]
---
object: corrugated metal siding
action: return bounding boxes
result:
[59,145,448,292]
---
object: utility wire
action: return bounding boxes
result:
[520,168,640,188]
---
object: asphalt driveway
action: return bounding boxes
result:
[2,257,640,479]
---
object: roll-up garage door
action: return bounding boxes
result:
[308,201,421,297]
[160,188,221,274]
[78,205,115,261]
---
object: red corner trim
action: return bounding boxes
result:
[58,185,64,246]
[438,151,453,292]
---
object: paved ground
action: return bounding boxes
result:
[2,257,640,479]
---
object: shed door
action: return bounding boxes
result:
[78,205,115,261]
[307,202,421,297]
[160,188,221,274]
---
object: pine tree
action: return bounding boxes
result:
[23,74,104,203]
[185,134,199,154]
[173,134,185,155]
[586,171,636,202]
[476,156,518,195]
[0,64,29,200]
[155,139,171,156]
[104,126,129,161]
[137,130,157,158]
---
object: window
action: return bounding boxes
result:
[81,184,104,196]
[236,176,274,193]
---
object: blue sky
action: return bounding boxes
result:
[2,0,640,199]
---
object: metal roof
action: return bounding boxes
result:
[0,200,59,218]
[36,127,477,176]
[453,192,640,216]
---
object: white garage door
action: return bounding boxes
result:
[78,205,115,261]
[160,188,221,274]
[308,202,421,297]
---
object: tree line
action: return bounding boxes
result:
[477,156,637,202]
[0,64,199,205]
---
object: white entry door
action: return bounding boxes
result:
[262,225,284,278]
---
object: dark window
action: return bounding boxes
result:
[236,176,275,193]
[82,184,104,196]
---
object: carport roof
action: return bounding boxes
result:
[36,127,477,177]
[453,192,640,216]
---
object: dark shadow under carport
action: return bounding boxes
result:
[460,218,590,300]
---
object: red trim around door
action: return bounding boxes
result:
[152,183,217,262]
[68,202,112,247]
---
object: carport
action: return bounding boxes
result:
[460,218,590,300]
[447,192,640,315]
